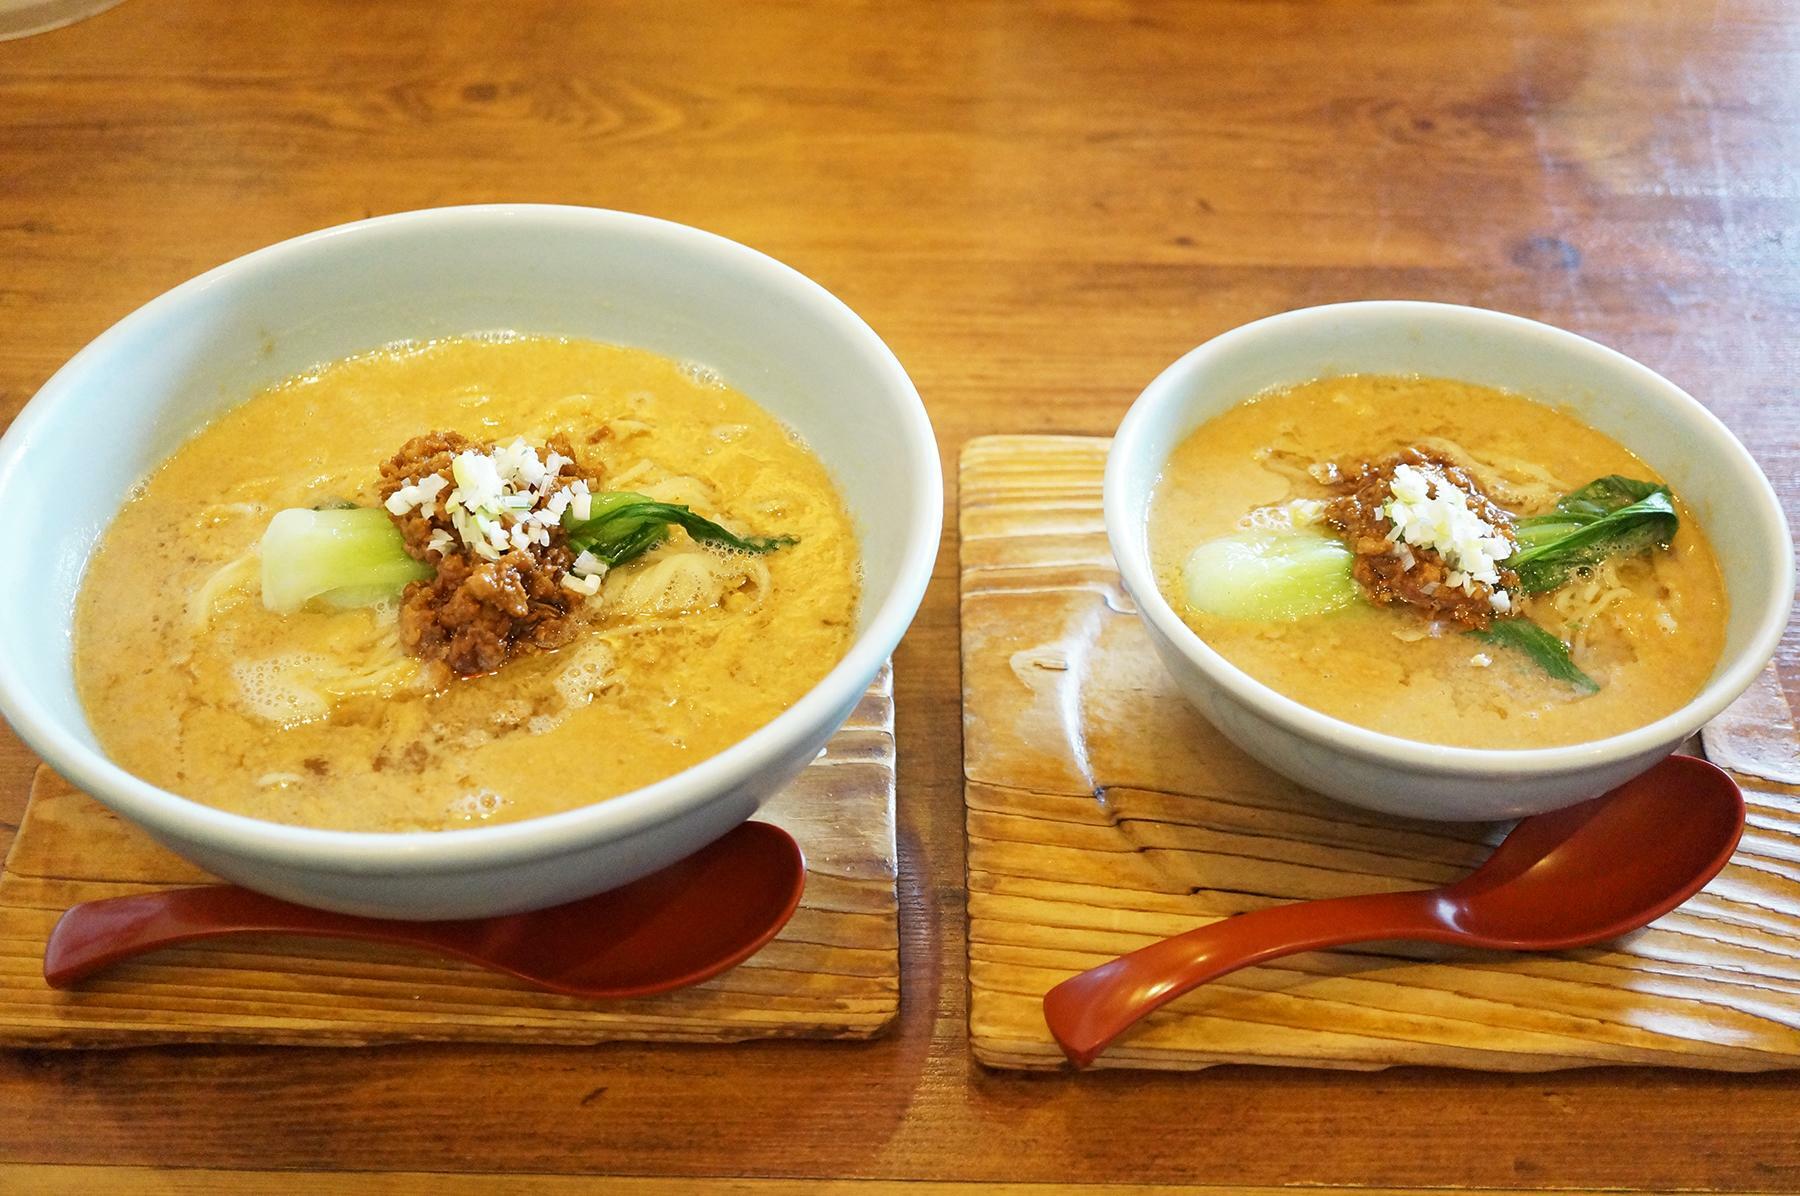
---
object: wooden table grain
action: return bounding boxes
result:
[2,0,1797,1190]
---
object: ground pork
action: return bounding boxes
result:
[1323,447,1518,629]
[378,431,598,677]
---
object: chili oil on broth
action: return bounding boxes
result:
[75,335,861,831]
[1146,374,1728,749]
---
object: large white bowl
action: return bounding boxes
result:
[0,205,942,918]
[1105,301,1793,822]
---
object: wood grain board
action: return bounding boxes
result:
[0,1168,1621,1196]
[0,669,897,1049]
[961,435,1800,1073]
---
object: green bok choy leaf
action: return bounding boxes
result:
[1510,476,1678,594]
[561,492,797,568]
[1466,618,1599,693]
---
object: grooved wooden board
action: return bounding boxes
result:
[960,435,1800,1073]
[0,668,898,1048]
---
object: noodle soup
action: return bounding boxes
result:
[75,335,860,831]
[1147,374,1728,748]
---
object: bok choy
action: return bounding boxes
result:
[562,491,797,568]
[1181,528,1358,621]
[1510,476,1678,593]
[259,507,432,614]
[1466,618,1598,693]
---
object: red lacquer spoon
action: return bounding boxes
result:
[1043,755,1744,1068]
[43,821,805,999]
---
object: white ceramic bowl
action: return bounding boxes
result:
[0,205,942,918]
[1106,301,1792,822]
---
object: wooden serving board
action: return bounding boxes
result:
[961,435,1800,1072]
[0,669,898,1048]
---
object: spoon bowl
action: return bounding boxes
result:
[44,820,806,999]
[1440,758,1745,949]
[1043,755,1744,1068]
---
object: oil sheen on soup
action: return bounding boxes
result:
[76,335,860,830]
[1147,375,1728,748]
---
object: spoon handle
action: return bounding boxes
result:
[43,886,427,987]
[1042,887,1453,1067]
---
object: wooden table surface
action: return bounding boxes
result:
[3,0,1799,1190]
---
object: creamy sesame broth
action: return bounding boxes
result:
[75,335,860,831]
[1147,375,1728,749]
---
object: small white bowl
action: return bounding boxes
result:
[0,205,942,918]
[1105,301,1792,822]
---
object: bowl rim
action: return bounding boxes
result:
[1104,299,1794,777]
[0,203,943,870]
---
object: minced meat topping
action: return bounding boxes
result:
[1323,448,1519,629]
[378,431,605,678]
